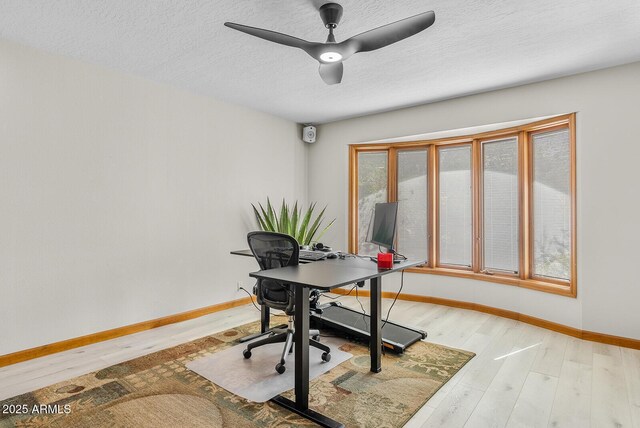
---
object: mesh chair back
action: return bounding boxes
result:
[247,231,299,271]
[247,231,299,313]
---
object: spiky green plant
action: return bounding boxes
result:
[252,198,336,246]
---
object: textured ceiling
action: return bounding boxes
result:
[1,0,640,123]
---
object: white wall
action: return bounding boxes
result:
[309,61,640,340]
[2,37,638,357]
[0,39,307,355]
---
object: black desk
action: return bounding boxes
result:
[250,257,423,428]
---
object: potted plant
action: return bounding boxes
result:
[252,198,335,248]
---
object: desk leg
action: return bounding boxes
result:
[271,286,344,428]
[294,286,310,410]
[370,276,382,373]
[260,305,270,333]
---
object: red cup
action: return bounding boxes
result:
[377,252,393,269]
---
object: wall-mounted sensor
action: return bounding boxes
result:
[303,125,316,143]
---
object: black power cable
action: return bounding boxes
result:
[375,269,406,355]
[238,286,261,312]
[382,270,404,331]
[354,285,368,329]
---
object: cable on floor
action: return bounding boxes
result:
[238,287,261,312]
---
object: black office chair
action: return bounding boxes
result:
[244,231,331,374]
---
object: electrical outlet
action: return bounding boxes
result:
[237,281,244,291]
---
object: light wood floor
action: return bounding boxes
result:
[1,295,639,428]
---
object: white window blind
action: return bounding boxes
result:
[532,129,571,280]
[439,145,472,267]
[397,150,428,261]
[482,138,519,273]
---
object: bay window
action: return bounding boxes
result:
[348,114,576,296]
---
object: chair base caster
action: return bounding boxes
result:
[276,363,286,374]
[321,352,331,362]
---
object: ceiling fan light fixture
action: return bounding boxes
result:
[225,4,435,84]
[320,51,342,63]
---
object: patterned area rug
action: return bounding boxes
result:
[0,320,474,427]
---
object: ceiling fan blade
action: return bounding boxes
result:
[343,11,435,53]
[224,22,320,56]
[318,62,343,85]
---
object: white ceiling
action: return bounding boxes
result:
[1,0,640,123]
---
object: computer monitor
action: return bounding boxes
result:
[370,202,398,251]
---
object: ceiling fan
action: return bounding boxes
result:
[224,3,435,85]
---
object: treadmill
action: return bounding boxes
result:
[310,301,427,354]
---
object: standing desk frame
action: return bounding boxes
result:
[249,257,423,428]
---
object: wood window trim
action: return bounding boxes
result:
[349,149,390,256]
[404,266,576,297]
[349,113,577,298]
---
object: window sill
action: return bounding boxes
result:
[405,266,576,298]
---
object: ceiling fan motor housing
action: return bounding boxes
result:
[320,3,343,28]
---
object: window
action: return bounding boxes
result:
[397,150,429,261]
[531,129,571,281]
[356,151,388,255]
[481,137,519,274]
[438,145,472,268]
[349,114,576,297]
